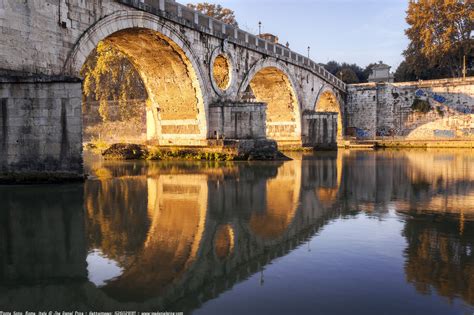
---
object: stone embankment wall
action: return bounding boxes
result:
[346,78,474,140]
[0,79,83,180]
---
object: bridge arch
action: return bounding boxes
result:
[239,59,302,143]
[314,86,344,139]
[65,11,209,144]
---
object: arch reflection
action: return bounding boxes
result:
[249,160,302,241]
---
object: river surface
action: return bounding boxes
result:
[1,150,474,314]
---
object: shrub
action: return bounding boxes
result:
[411,98,432,113]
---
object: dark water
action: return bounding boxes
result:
[1,150,474,315]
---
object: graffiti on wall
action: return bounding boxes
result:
[462,128,474,136]
[433,130,455,138]
[415,89,447,104]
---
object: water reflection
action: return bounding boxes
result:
[0,149,473,313]
[403,213,474,305]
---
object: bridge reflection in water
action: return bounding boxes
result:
[0,150,473,312]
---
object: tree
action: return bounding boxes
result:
[337,68,360,84]
[81,42,147,122]
[394,59,452,82]
[324,61,341,75]
[394,61,418,82]
[187,2,238,26]
[323,61,372,83]
[363,63,378,81]
[404,0,473,78]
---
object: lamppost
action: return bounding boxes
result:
[258,21,262,35]
[307,46,310,58]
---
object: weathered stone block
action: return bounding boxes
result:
[0,81,83,181]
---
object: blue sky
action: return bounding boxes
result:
[188,0,410,70]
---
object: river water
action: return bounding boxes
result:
[0,150,473,314]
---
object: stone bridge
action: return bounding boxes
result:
[0,0,346,179]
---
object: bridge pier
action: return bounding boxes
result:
[0,76,84,182]
[302,113,339,150]
[208,102,267,140]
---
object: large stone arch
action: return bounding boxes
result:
[239,59,303,143]
[313,86,345,139]
[65,11,210,144]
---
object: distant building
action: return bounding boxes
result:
[258,33,279,44]
[368,61,394,83]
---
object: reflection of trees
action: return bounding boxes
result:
[85,177,150,265]
[403,214,474,304]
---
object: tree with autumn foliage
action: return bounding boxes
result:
[401,0,473,79]
[81,42,147,122]
[187,2,238,26]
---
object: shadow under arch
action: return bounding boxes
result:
[65,11,209,144]
[239,59,302,143]
[314,88,344,140]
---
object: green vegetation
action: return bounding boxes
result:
[147,147,235,161]
[411,98,432,113]
[436,106,445,117]
[322,61,381,84]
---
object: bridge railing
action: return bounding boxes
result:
[116,0,347,92]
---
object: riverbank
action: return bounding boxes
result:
[340,139,474,149]
[95,139,291,161]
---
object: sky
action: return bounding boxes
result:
[187,0,410,70]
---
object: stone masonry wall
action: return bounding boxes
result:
[303,113,338,148]
[346,78,474,140]
[209,102,267,140]
[0,80,83,178]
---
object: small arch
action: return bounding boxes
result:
[314,88,344,139]
[240,59,302,143]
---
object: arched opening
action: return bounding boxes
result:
[246,67,300,142]
[80,28,207,147]
[315,91,343,139]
